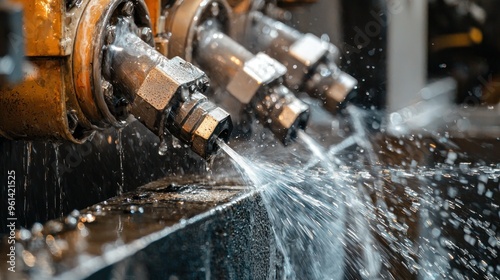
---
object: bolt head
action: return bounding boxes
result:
[211,2,220,17]
[140,27,153,43]
[130,57,207,135]
[191,107,232,158]
[227,53,286,104]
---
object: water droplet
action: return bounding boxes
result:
[125,205,144,214]
[158,140,168,156]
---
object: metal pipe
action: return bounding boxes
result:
[195,25,254,90]
[249,11,301,51]
[246,11,357,114]
[195,24,309,144]
[108,29,164,101]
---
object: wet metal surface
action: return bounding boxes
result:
[0,178,282,279]
[0,121,210,233]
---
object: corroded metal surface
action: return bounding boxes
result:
[11,0,66,56]
[144,0,161,35]
[0,59,81,142]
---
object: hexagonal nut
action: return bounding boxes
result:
[192,107,233,159]
[226,53,286,104]
[129,67,177,134]
[284,33,331,88]
[274,98,310,145]
[130,58,207,135]
[324,72,357,113]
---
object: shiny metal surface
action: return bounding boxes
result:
[0,0,233,159]
[242,11,357,114]
[161,0,310,145]
[108,18,232,158]
[73,0,153,128]
[195,24,309,144]
[0,177,282,279]
[1,1,499,279]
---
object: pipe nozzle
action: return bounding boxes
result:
[195,25,309,145]
[254,85,309,145]
[305,63,357,113]
[167,93,233,159]
[108,19,233,159]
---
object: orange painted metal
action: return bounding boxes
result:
[0,59,82,142]
[11,0,68,56]
[0,0,93,142]
[72,0,113,126]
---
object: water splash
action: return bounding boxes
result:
[217,104,500,280]
[52,143,63,216]
[297,131,335,171]
[218,138,347,279]
[24,142,32,218]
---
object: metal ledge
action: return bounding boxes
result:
[1,178,283,279]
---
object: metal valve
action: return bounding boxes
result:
[106,17,233,158]
[245,10,357,113]
[162,0,309,145]
[195,23,309,144]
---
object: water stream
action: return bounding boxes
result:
[117,129,125,195]
[4,109,498,280]
[217,109,500,280]
[218,137,348,279]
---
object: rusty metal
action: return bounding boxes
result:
[0,0,153,142]
[226,0,253,14]
[0,0,92,142]
[10,0,67,56]
[72,0,152,128]
[163,0,232,62]
[0,60,82,141]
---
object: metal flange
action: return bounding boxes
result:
[164,0,232,62]
[72,0,153,128]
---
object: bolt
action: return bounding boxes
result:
[121,1,134,16]
[140,27,153,42]
[211,2,220,17]
[105,25,116,45]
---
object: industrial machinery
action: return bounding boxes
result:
[1,0,499,279]
[160,0,310,144]
[0,0,24,86]
[228,0,358,114]
[0,0,232,159]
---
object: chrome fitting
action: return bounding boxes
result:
[167,93,232,158]
[227,52,287,104]
[195,23,309,144]
[247,12,357,114]
[253,85,309,144]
